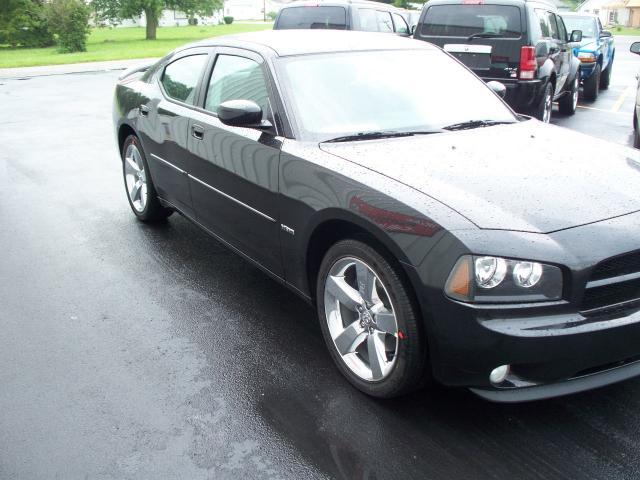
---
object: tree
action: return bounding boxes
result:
[93,0,222,40]
[0,0,54,47]
[46,0,91,52]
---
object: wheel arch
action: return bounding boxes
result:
[303,209,419,306]
[118,123,137,158]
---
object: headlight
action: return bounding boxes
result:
[577,52,597,63]
[445,255,563,303]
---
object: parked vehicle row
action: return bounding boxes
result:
[274,1,617,123]
[114,29,640,402]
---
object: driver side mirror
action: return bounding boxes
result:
[631,41,640,55]
[570,29,583,43]
[217,99,272,130]
[600,30,612,38]
[487,80,507,99]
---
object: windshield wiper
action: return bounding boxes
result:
[324,130,440,143]
[442,120,515,131]
[467,32,504,41]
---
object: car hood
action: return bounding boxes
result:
[577,38,597,51]
[319,120,640,233]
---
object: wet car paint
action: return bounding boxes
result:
[2,60,640,479]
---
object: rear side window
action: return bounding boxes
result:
[377,11,394,32]
[420,5,522,38]
[276,6,347,29]
[358,8,378,31]
[161,54,208,104]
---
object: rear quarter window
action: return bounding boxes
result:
[276,6,347,29]
[420,4,522,38]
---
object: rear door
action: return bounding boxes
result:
[139,49,210,217]
[416,3,525,81]
[534,9,566,93]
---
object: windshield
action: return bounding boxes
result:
[421,5,522,38]
[276,49,517,141]
[276,6,347,30]
[561,15,597,38]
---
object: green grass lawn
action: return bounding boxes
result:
[0,23,273,68]
[612,27,640,36]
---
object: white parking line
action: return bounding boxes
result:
[576,104,628,114]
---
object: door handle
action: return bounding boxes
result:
[139,105,150,116]
[192,124,204,140]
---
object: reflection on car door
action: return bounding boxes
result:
[552,13,570,92]
[186,48,283,277]
[141,50,209,217]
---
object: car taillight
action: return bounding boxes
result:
[519,46,537,80]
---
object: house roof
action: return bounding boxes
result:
[626,0,640,7]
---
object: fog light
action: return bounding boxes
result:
[490,364,510,384]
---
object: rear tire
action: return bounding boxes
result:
[316,239,428,398]
[558,75,579,115]
[534,82,554,123]
[583,64,601,101]
[121,135,172,223]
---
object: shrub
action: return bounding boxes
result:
[0,0,54,47]
[46,0,91,53]
[223,16,234,24]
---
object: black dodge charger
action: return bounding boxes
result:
[113,30,640,402]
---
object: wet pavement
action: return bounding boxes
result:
[1,37,640,480]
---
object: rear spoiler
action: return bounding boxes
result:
[118,60,156,81]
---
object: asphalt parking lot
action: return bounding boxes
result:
[1,37,640,480]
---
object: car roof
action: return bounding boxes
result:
[279,0,402,10]
[188,30,437,57]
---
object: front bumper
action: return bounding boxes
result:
[407,212,640,402]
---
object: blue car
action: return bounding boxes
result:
[561,13,615,100]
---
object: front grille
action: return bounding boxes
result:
[582,278,640,312]
[590,250,640,281]
[581,251,640,314]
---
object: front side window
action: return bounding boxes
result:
[392,13,410,34]
[276,6,347,29]
[549,13,560,39]
[276,49,516,141]
[161,54,208,104]
[205,55,271,119]
[421,4,522,38]
[556,15,567,41]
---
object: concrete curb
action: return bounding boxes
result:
[0,57,159,80]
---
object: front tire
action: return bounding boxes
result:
[121,135,172,223]
[583,63,601,101]
[316,239,427,398]
[558,75,579,115]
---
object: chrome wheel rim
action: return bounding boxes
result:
[572,78,579,111]
[543,90,552,123]
[124,143,148,213]
[323,257,399,382]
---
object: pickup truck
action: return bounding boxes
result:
[561,12,615,100]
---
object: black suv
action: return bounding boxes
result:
[274,0,411,36]
[413,0,582,122]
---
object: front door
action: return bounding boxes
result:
[186,48,283,277]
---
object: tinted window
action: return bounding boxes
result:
[562,15,598,38]
[421,5,522,38]
[161,54,207,104]
[556,15,567,41]
[549,13,560,39]
[534,9,552,38]
[277,49,516,141]
[277,6,347,29]
[205,55,271,119]
[377,11,393,32]
[393,13,410,34]
[358,8,379,31]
